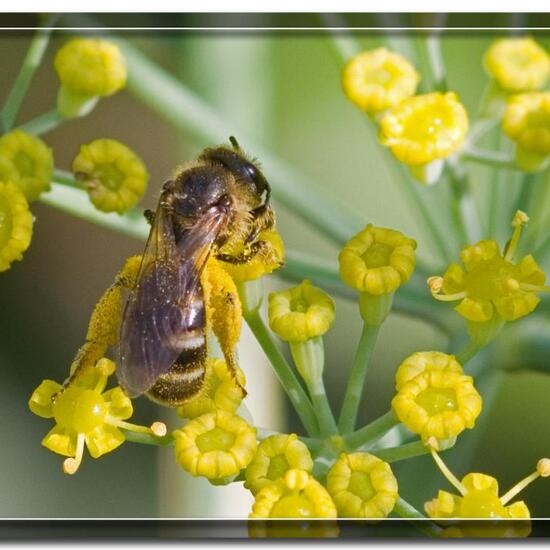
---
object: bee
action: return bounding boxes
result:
[117,137,277,406]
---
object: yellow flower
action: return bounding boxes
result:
[245,434,314,495]
[219,229,285,282]
[0,181,33,272]
[339,225,416,295]
[341,48,420,115]
[72,138,149,213]
[391,351,482,447]
[176,358,246,419]
[29,358,166,474]
[268,280,335,343]
[502,92,550,171]
[326,452,398,519]
[428,211,549,322]
[54,38,127,97]
[0,130,53,201]
[484,37,550,93]
[394,351,463,392]
[379,92,469,166]
[173,410,257,483]
[250,469,337,519]
[425,450,550,537]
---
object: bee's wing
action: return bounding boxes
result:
[118,201,227,397]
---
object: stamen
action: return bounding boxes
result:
[504,210,529,261]
[427,276,466,302]
[519,283,550,293]
[500,471,540,505]
[430,447,467,496]
[63,433,85,475]
[108,416,167,437]
[537,458,550,477]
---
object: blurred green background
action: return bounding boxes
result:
[1,15,550,521]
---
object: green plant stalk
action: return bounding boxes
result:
[456,340,483,365]
[19,109,64,136]
[393,497,441,538]
[309,384,339,438]
[344,410,399,449]
[417,31,448,92]
[462,147,517,171]
[338,323,381,433]
[0,21,55,131]
[244,310,319,437]
[371,440,430,463]
[518,171,550,254]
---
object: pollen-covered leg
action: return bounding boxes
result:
[201,257,246,397]
[64,255,143,389]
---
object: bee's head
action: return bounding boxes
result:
[199,137,271,207]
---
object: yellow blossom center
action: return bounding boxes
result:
[196,426,235,453]
[363,66,392,86]
[348,471,376,502]
[0,195,12,247]
[266,454,290,481]
[13,151,36,178]
[271,495,315,518]
[464,258,516,300]
[53,387,107,433]
[93,163,125,191]
[416,387,457,416]
[289,297,310,313]
[460,490,508,518]
[361,242,393,268]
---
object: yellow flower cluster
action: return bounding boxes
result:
[72,138,149,213]
[341,48,420,115]
[429,211,548,323]
[391,351,482,447]
[484,37,550,93]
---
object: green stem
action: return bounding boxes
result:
[310,390,338,438]
[338,323,381,433]
[1,20,55,131]
[53,168,82,189]
[421,31,448,92]
[518,171,548,254]
[456,341,483,365]
[40,182,150,241]
[371,440,430,463]
[462,147,517,171]
[244,310,319,437]
[344,410,399,449]
[18,109,64,136]
[536,233,550,264]
[393,497,441,538]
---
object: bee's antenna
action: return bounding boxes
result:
[229,136,241,151]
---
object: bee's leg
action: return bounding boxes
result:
[61,255,143,392]
[201,257,246,397]
[217,239,282,268]
[245,203,275,244]
[144,209,155,226]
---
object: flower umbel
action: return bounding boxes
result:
[502,92,550,171]
[250,469,337,518]
[391,351,482,447]
[484,37,550,93]
[379,92,469,167]
[428,211,549,323]
[173,410,257,483]
[245,433,314,495]
[29,358,166,474]
[341,48,420,116]
[0,181,33,272]
[0,130,53,201]
[176,358,246,419]
[425,450,550,537]
[72,138,149,213]
[268,280,335,343]
[326,452,398,519]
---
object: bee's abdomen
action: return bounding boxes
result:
[146,341,207,406]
